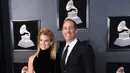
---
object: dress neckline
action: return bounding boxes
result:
[38,48,50,57]
[40,48,50,52]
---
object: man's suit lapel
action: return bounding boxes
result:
[59,41,66,71]
[65,40,80,67]
[59,41,66,58]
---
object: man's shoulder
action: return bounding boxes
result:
[77,40,89,46]
[58,41,66,48]
[76,40,94,52]
[57,41,66,52]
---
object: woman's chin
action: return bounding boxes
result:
[41,48,47,50]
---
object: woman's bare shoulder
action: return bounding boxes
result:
[28,55,36,63]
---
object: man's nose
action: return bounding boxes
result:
[42,41,45,45]
[66,27,72,31]
[66,28,71,32]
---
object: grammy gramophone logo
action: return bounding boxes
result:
[18,24,35,48]
[64,0,82,24]
[116,66,125,73]
[114,20,130,47]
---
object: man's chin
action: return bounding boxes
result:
[65,38,70,41]
[65,38,74,42]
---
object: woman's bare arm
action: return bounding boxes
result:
[28,55,35,73]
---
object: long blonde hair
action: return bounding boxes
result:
[35,28,56,60]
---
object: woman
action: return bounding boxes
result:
[28,28,56,73]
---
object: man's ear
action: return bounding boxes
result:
[76,29,77,33]
[62,29,63,35]
[50,42,53,45]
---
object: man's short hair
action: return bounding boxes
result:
[62,19,77,29]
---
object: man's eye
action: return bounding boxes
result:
[69,27,73,29]
[63,27,67,30]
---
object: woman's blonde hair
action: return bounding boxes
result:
[35,28,56,60]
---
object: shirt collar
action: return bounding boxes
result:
[65,38,78,47]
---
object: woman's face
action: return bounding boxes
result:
[39,34,52,50]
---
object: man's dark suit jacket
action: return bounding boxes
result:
[56,40,95,73]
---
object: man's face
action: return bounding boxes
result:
[62,20,77,42]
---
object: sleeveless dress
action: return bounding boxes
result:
[33,49,55,73]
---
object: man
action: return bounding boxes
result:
[56,19,95,73]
